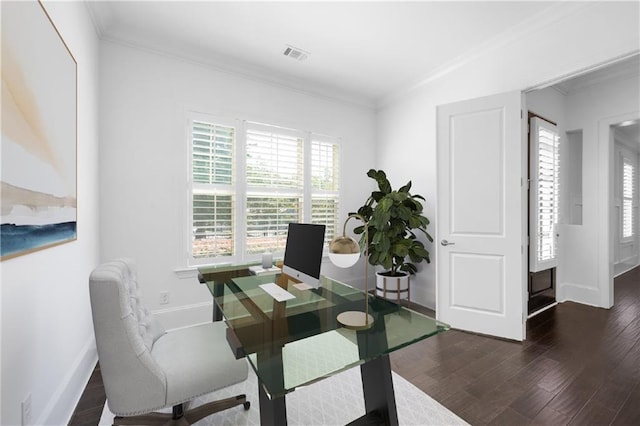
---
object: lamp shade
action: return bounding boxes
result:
[328,235,360,268]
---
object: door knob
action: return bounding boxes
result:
[441,239,456,246]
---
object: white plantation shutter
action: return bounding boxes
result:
[192,121,233,185]
[246,126,304,189]
[190,119,236,261]
[192,193,234,258]
[530,117,560,272]
[622,158,635,239]
[311,138,340,245]
[245,124,304,254]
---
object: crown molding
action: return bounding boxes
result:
[377,1,596,108]
[84,0,108,39]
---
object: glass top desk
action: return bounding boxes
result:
[198,263,449,426]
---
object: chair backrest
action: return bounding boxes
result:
[89,258,168,415]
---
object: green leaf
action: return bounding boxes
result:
[392,243,409,258]
[378,237,390,255]
[408,216,422,229]
[371,191,385,202]
[368,169,391,193]
[399,181,412,193]
[397,206,411,221]
[378,197,393,213]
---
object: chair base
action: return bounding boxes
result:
[113,394,249,425]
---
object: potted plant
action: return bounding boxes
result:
[352,169,433,301]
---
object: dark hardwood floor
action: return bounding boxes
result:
[392,266,640,425]
[70,267,640,425]
[68,363,106,425]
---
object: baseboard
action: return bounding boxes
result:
[614,261,640,278]
[152,300,214,329]
[556,282,601,307]
[40,337,97,425]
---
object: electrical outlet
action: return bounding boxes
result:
[159,291,170,305]
[21,393,31,426]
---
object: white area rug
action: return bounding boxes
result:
[99,366,468,425]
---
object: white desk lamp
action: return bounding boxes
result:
[329,214,374,330]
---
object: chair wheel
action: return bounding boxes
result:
[243,401,251,410]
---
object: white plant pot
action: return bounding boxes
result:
[375,272,410,302]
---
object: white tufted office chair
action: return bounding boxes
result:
[89,258,249,425]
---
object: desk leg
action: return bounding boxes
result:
[212,303,222,322]
[360,355,398,426]
[258,383,287,426]
[212,283,223,322]
[257,342,287,426]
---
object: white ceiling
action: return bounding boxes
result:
[87,0,568,107]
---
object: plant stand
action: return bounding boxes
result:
[375,273,410,306]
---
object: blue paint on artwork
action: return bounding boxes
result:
[1,222,77,257]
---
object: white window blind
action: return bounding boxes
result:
[245,124,305,254]
[190,120,236,261]
[622,159,635,239]
[530,117,560,273]
[311,138,340,245]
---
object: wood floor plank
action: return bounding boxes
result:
[569,398,617,425]
[612,382,640,424]
[509,384,556,420]
[488,407,531,426]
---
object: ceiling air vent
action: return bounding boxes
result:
[283,45,309,61]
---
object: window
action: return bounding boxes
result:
[622,157,635,240]
[245,123,304,255]
[530,116,560,273]
[188,115,340,265]
[191,120,235,259]
[311,137,340,246]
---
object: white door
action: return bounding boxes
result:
[436,91,526,341]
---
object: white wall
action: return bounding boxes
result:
[0,1,100,425]
[377,1,639,310]
[99,41,377,328]
[563,75,640,306]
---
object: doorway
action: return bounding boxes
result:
[527,113,559,316]
[612,121,640,277]
[525,54,640,310]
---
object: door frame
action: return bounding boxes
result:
[600,111,640,308]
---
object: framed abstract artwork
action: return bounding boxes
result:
[1,0,77,260]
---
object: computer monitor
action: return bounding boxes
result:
[282,223,326,288]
